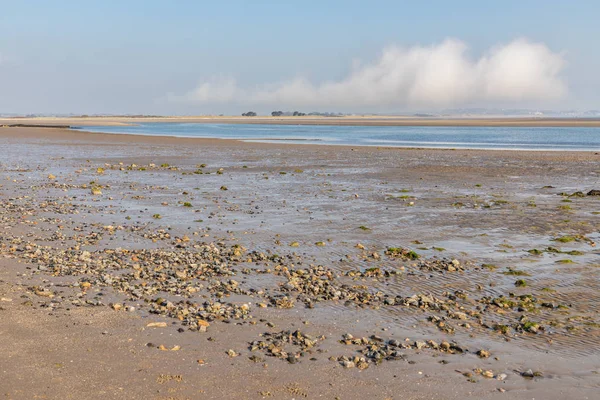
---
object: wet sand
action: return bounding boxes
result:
[1,126,600,399]
[2,115,600,127]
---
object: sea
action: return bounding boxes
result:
[79,123,600,151]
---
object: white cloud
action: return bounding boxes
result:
[169,38,567,109]
[168,76,238,104]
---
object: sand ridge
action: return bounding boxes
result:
[2,115,600,127]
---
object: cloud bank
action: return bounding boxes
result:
[169,38,566,109]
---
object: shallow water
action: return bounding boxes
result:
[80,123,600,151]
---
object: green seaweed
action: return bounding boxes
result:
[502,269,530,276]
[554,236,576,243]
[515,279,527,287]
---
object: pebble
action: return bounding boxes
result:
[147,322,167,328]
[0,159,571,389]
[227,349,239,357]
[477,349,491,358]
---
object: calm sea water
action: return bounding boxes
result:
[80,123,600,151]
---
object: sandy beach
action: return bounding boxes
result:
[1,126,599,399]
[3,115,600,127]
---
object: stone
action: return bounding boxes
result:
[356,360,369,370]
[147,322,167,328]
[34,289,54,298]
[482,370,494,378]
[287,355,297,364]
[227,349,238,357]
[197,319,210,332]
[477,349,491,358]
[80,282,91,290]
[414,340,427,350]
[522,369,535,378]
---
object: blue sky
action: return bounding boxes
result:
[0,1,598,114]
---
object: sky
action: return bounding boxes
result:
[0,1,598,115]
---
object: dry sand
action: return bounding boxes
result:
[1,126,599,399]
[2,115,600,127]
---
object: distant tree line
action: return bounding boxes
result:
[270,111,345,117]
[271,110,306,116]
[241,110,346,117]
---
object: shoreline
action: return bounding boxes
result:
[3,124,600,154]
[77,128,600,152]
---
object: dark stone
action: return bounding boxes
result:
[287,355,297,364]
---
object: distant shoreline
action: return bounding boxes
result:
[3,115,600,127]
